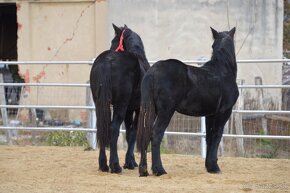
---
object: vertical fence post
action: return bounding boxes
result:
[200,116,206,159]
[90,108,97,149]
[86,82,97,149]
[0,74,11,144]
[235,80,245,155]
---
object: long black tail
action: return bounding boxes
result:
[137,74,156,153]
[91,60,112,148]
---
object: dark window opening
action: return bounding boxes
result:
[0,3,23,110]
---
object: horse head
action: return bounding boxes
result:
[110,24,150,71]
[210,27,235,51]
[210,27,237,77]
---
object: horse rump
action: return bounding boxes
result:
[90,55,112,148]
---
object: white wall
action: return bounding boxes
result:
[109,0,284,108]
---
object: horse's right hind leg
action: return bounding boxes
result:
[151,109,175,176]
[109,106,127,173]
[123,109,139,169]
[99,146,109,172]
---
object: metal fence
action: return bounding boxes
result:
[0,59,290,158]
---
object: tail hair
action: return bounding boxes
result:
[137,75,156,152]
[95,63,112,148]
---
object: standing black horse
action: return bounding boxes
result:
[137,27,238,176]
[90,24,150,173]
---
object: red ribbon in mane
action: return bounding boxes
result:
[115,30,125,52]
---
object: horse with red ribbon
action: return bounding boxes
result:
[90,24,149,173]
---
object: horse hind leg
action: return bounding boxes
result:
[151,109,175,176]
[123,109,139,169]
[205,109,232,173]
[95,102,109,172]
[109,106,127,173]
[98,146,109,172]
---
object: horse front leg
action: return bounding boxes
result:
[205,110,232,173]
[124,109,139,169]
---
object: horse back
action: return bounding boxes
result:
[178,63,239,116]
[90,50,141,109]
[146,59,238,116]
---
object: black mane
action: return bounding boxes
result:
[111,25,150,71]
[208,30,237,78]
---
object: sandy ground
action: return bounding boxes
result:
[0,146,289,193]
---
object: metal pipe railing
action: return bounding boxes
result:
[1,105,290,114]
[0,126,289,140]
[0,58,290,65]
[1,83,290,89]
[0,83,90,87]
[0,105,94,110]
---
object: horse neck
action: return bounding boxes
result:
[210,44,237,78]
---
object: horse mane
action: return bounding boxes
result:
[210,34,237,78]
[123,29,150,71]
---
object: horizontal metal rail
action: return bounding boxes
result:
[0,126,97,132]
[238,85,290,88]
[1,105,290,114]
[1,83,290,89]
[0,59,290,65]
[0,61,94,65]
[0,104,94,110]
[0,126,289,140]
[164,131,290,139]
[232,110,290,114]
[0,83,90,87]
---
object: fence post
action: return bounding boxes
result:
[90,109,97,149]
[255,76,267,134]
[200,116,206,159]
[86,83,97,149]
[235,80,245,155]
[0,74,11,144]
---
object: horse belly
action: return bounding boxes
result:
[176,96,219,116]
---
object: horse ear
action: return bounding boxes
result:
[210,27,218,39]
[228,27,236,38]
[112,23,122,35]
[124,24,128,29]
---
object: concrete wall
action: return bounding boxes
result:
[13,0,109,120]
[109,0,284,108]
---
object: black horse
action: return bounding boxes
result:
[137,27,238,176]
[90,24,150,173]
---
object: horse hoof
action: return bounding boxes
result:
[139,166,149,177]
[206,164,221,173]
[207,168,221,174]
[123,162,135,170]
[99,165,109,172]
[139,171,149,177]
[153,170,167,176]
[110,163,122,174]
[152,166,167,176]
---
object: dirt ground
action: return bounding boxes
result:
[0,146,289,193]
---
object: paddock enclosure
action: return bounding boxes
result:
[0,146,289,193]
[0,0,289,192]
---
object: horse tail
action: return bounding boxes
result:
[93,61,112,148]
[137,74,156,153]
